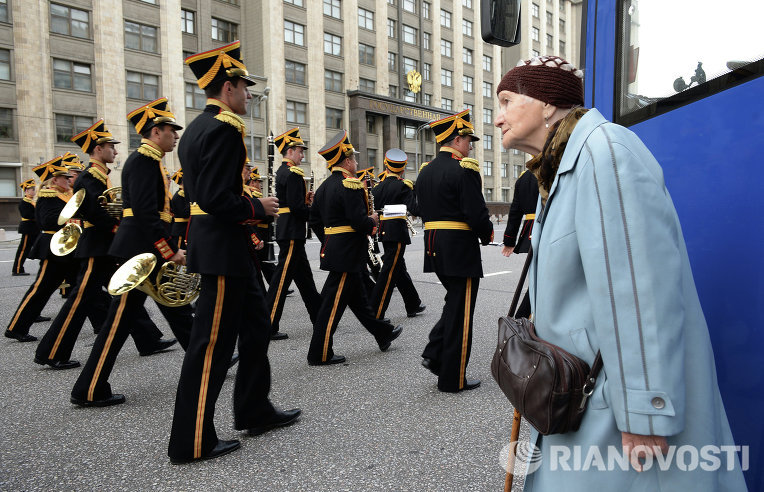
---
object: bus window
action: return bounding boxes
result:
[616,0,764,124]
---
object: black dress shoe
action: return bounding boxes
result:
[439,378,481,393]
[70,393,126,407]
[307,354,346,366]
[11,272,30,276]
[170,439,241,465]
[378,325,403,351]
[270,331,288,341]
[4,330,37,342]
[407,304,426,317]
[421,357,440,376]
[247,408,302,436]
[34,357,80,370]
[380,317,391,324]
[229,353,240,369]
[34,315,51,323]
[139,338,177,356]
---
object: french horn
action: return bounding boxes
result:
[98,187,123,220]
[107,253,200,307]
[51,188,86,256]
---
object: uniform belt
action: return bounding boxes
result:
[21,218,32,221]
[380,215,405,221]
[256,223,268,229]
[174,218,189,223]
[324,225,356,234]
[189,203,207,215]
[123,208,173,223]
[524,213,536,220]
[424,221,471,231]
[278,207,290,213]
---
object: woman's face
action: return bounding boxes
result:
[494,90,547,155]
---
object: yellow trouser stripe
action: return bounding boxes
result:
[50,257,94,359]
[270,240,294,322]
[324,226,356,234]
[376,243,401,319]
[424,221,471,231]
[88,293,128,401]
[8,259,49,331]
[15,234,28,273]
[322,273,347,362]
[459,278,472,390]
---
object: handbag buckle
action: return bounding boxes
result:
[579,377,596,410]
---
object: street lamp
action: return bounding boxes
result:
[250,86,270,160]
[414,122,431,176]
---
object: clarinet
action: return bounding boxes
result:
[265,131,276,263]
[364,175,383,269]
[306,171,314,239]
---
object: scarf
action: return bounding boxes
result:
[526,107,589,206]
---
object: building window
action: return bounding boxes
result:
[286,101,307,124]
[128,131,142,149]
[325,69,343,92]
[402,123,416,139]
[441,68,452,86]
[546,33,553,48]
[483,161,492,176]
[532,3,539,17]
[368,148,377,168]
[284,21,305,46]
[464,103,474,113]
[501,162,508,178]
[532,49,540,57]
[463,75,473,93]
[125,21,158,53]
[559,18,566,32]
[484,135,492,150]
[366,115,376,133]
[403,57,417,74]
[359,44,375,65]
[484,108,493,124]
[485,188,493,200]
[388,52,396,71]
[403,0,416,13]
[423,63,431,80]
[483,81,493,98]
[211,18,237,43]
[463,48,473,65]
[463,0,473,7]
[514,164,522,177]
[403,24,417,44]
[0,0,7,23]
[50,3,90,39]
[324,0,341,19]
[441,98,453,110]
[532,27,539,42]
[387,19,396,38]
[440,39,452,57]
[423,93,431,106]
[0,108,12,139]
[546,11,553,25]
[389,85,397,98]
[358,8,374,30]
[326,108,343,128]
[422,2,430,18]
[462,19,473,36]
[0,49,10,80]
[560,1,565,12]
[181,10,195,34]
[185,82,206,109]
[559,40,566,56]
[440,9,451,28]
[324,33,342,56]
[423,32,431,50]
[360,78,375,93]
[285,60,306,85]
[126,71,159,100]
[285,0,304,6]
[55,114,92,143]
[53,59,92,92]
[483,54,492,72]
[387,0,395,4]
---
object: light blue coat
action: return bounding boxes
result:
[523,109,746,491]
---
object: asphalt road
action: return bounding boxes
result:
[0,223,532,492]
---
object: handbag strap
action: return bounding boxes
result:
[508,247,533,317]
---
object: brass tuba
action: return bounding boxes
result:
[51,188,86,256]
[107,253,200,307]
[98,186,123,220]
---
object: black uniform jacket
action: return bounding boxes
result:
[502,170,539,253]
[415,150,493,278]
[372,175,419,245]
[109,146,176,262]
[18,198,37,235]
[275,159,309,240]
[309,169,375,273]
[170,190,190,239]
[29,190,68,261]
[179,103,266,277]
[73,163,119,259]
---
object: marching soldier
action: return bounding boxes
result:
[169,41,300,464]
[265,127,321,340]
[35,119,171,370]
[71,98,192,407]
[12,178,38,276]
[169,169,189,250]
[416,109,493,393]
[356,165,380,296]
[307,130,403,366]
[5,158,79,342]
[369,149,426,320]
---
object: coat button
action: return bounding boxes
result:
[651,397,665,409]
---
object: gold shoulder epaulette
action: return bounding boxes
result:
[88,167,107,185]
[38,189,58,198]
[342,177,364,190]
[215,111,246,134]
[419,162,430,172]
[289,166,305,177]
[403,178,414,189]
[460,158,480,173]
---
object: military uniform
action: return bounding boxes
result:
[265,127,321,338]
[503,169,538,254]
[416,110,493,392]
[169,170,190,250]
[12,179,38,276]
[71,99,192,406]
[169,41,298,464]
[5,158,79,342]
[368,150,424,320]
[307,130,402,365]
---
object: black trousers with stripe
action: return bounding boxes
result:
[35,256,164,363]
[168,273,275,461]
[369,242,422,319]
[307,271,395,364]
[421,274,480,392]
[265,239,321,334]
[12,232,37,274]
[6,257,78,336]
[70,270,192,402]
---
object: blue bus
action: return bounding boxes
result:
[482,0,763,488]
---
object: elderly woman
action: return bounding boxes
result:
[494,56,745,490]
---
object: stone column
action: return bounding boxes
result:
[305,0,326,180]
[159,0,184,171]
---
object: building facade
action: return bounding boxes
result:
[0,0,580,224]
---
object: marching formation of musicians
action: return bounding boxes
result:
[3,40,496,464]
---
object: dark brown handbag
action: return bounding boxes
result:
[491,249,603,435]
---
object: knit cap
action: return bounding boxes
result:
[497,55,584,108]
